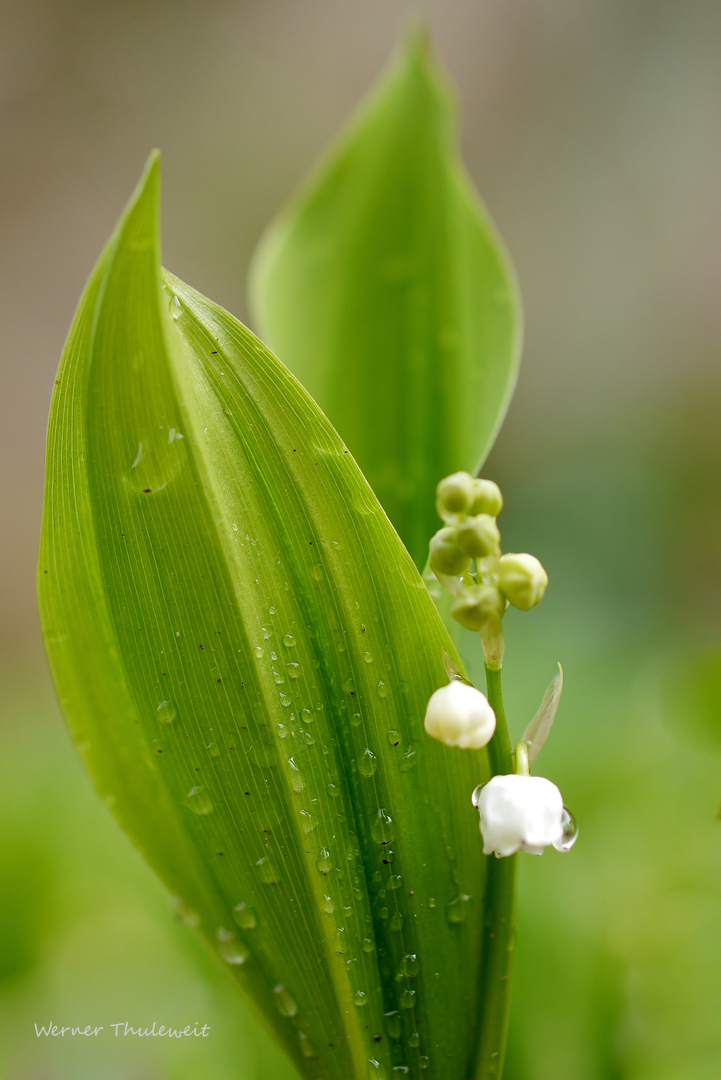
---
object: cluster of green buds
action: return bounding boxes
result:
[429,472,548,669]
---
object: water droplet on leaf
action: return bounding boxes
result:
[400,954,419,976]
[283,633,296,647]
[390,912,404,932]
[186,786,213,815]
[256,856,280,884]
[371,809,394,844]
[273,984,298,1017]
[384,1011,401,1039]
[233,902,257,930]
[156,700,176,724]
[376,680,388,698]
[399,989,415,1009]
[446,894,470,924]
[387,729,400,747]
[358,749,378,777]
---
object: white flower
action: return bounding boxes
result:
[474,774,571,856]
[424,680,496,749]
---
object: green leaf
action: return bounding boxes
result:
[38,154,494,1080]
[249,31,522,570]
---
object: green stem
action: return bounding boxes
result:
[473,665,518,1080]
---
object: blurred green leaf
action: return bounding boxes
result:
[249,31,522,570]
[38,154,496,1080]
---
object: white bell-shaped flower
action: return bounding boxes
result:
[474,774,573,856]
[424,680,496,750]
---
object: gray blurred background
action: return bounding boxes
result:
[2,2,721,1078]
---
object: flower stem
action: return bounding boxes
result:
[473,665,517,1080]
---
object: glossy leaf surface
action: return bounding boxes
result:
[249,33,522,570]
[38,156,492,1080]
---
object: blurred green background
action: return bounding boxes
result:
[2,0,721,1077]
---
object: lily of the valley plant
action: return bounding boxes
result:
[38,32,575,1080]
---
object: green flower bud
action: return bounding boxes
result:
[450,583,505,632]
[435,472,475,523]
[498,553,548,610]
[428,527,471,577]
[455,514,501,559]
[469,478,504,518]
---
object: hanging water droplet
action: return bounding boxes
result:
[207,741,220,758]
[286,663,301,680]
[387,729,400,747]
[358,748,378,777]
[408,1032,420,1048]
[299,809,316,833]
[400,954,419,977]
[446,894,470,924]
[269,606,277,615]
[128,438,181,495]
[156,700,177,724]
[316,848,333,875]
[376,680,388,699]
[287,758,305,792]
[169,295,183,320]
[301,708,313,724]
[371,809,395,844]
[279,693,292,707]
[283,633,296,647]
[273,984,298,1017]
[362,937,375,953]
[218,938,249,965]
[233,902,257,930]
[363,652,374,664]
[186,786,213,815]
[172,897,199,927]
[471,783,485,808]
[555,805,579,852]
[351,712,362,727]
[254,645,264,658]
[399,989,415,1009]
[384,1010,402,1039]
[389,874,403,890]
[298,1031,316,1058]
[399,745,417,772]
[390,912,404,932]
[354,990,368,1008]
[256,856,280,884]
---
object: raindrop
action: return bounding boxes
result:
[262,626,273,640]
[376,680,388,699]
[256,856,280,884]
[233,902,257,930]
[351,712,362,727]
[399,746,417,772]
[408,1033,420,1049]
[286,663,301,680]
[390,912,404,932]
[371,809,394,845]
[207,741,220,758]
[338,642,346,653]
[387,730,400,747]
[277,723,289,739]
[298,1032,316,1058]
[358,749,378,777]
[273,670,285,685]
[362,938,375,953]
[254,645,264,658]
[279,693,292,707]
[172,897,199,927]
[384,1011,402,1039]
[321,894,334,914]
[419,1056,429,1069]
[354,990,368,1008]
[283,633,296,647]
[218,937,249,965]
[400,954,419,977]
[186,786,213,815]
[316,848,333,875]
[273,984,298,1018]
[301,708,313,724]
[311,564,324,581]
[270,651,278,661]
[343,677,355,695]
[169,295,183,320]
[300,809,316,833]
[363,652,374,664]
[156,700,177,724]
[287,758,305,792]
[380,849,394,865]
[557,806,579,852]
[303,731,315,747]
[428,898,436,909]
[326,783,339,797]
[367,1060,387,1080]
[399,989,416,1009]
[389,875,403,890]
[471,783,485,808]
[269,606,277,615]
[314,701,323,711]
[446,894,470,924]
